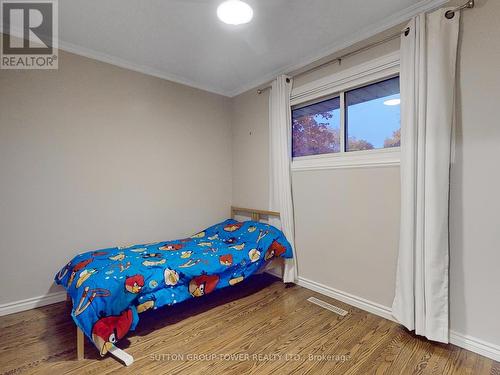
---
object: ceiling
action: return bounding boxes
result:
[59,0,446,97]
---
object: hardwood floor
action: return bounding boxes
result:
[0,274,498,375]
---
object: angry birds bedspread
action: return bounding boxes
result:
[55,219,293,356]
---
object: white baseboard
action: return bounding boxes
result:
[449,331,500,362]
[297,276,395,322]
[0,291,67,317]
[296,276,500,363]
[2,276,500,363]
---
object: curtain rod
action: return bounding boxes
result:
[257,0,475,95]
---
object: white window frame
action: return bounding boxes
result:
[291,51,401,172]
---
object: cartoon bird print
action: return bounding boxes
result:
[130,248,147,253]
[56,261,71,281]
[159,243,183,251]
[264,240,287,261]
[248,249,261,263]
[92,309,134,356]
[111,261,131,273]
[164,268,180,286]
[137,300,155,314]
[219,254,233,266]
[257,230,269,243]
[229,274,245,286]
[189,274,220,297]
[198,242,213,247]
[67,258,93,287]
[179,259,201,268]
[191,231,205,239]
[181,251,193,259]
[202,247,218,255]
[125,275,144,294]
[142,259,166,266]
[76,269,98,288]
[230,243,245,251]
[142,253,162,259]
[223,222,243,232]
[109,252,125,261]
[224,237,237,245]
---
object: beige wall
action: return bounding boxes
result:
[449,0,500,346]
[231,89,270,209]
[231,0,500,347]
[293,168,400,307]
[292,35,402,309]
[0,49,232,304]
[231,37,402,308]
[1,0,499,349]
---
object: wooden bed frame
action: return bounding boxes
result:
[71,206,282,364]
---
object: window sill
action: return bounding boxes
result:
[291,148,400,172]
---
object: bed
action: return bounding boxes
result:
[55,207,294,365]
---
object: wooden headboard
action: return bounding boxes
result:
[230,206,280,222]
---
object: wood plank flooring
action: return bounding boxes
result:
[0,274,498,374]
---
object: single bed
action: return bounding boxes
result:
[55,207,294,365]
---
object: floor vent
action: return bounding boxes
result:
[307,297,348,316]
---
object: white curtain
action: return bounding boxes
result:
[392,9,460,343]
[269,75,297,283]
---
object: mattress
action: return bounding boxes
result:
[54,219,293,356]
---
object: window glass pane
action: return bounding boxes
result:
[345,76,400,152]
[292,97,341,157]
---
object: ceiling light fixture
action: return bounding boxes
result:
[217,0,253,25]
[383,98,401,106]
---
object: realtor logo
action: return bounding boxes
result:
[1,0,58,69]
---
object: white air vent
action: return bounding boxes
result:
[307,297,348,316]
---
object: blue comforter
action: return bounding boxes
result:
[55,219,293,356]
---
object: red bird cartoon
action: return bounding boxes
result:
[67,258,93,287]
[223,222,243,232]
[92,309,133,356]
[219,254,233,266]
[159,243,183,251]
[125,274,144,294]
[189,274,219,297]
[264,240,287,261]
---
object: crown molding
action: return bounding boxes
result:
[2,0,448,98]
[227,0,448,97]
[57,39,230,97]
[0,26,229,96]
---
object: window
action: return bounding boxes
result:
[292,97,340,157]
[345,77,400,152]
[291,76,400,158]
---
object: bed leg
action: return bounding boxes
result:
[282,258,296,285]
[77,327,84,360]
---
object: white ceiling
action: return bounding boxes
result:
[59,0,446,96]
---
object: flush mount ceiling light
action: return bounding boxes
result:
[383,98,401,106]
[217,0,253,25]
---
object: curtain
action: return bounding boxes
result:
[269,75,297,283]
[392,8,460,343]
